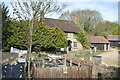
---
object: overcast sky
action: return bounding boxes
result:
[4,0,119,22]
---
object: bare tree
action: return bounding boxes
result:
[59,9,103,35]
[11,0,68,79]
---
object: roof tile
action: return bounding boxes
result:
[87,36,110,43]
[43,18,81,33]
[108,35,120,41]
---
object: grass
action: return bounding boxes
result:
[75,54,84,58]
[75,53,97,58]
[89,53,96,56]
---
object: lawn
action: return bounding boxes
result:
[75,53,97,58]
[75,54,84,58]
[89,53,96,56]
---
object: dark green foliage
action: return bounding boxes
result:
[0,2,10,32]
[76,32,91,49]
[33,21,67,51]
[3,20,67,52]
[3,20,29,51]
[76,20,91,49]
[1,3,11,51]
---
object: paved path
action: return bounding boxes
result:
[97,48,119,67]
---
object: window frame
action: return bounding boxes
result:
[73,42,78,48]
[73,33,76,38]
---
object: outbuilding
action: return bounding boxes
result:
[87,36,110,51]
[108,35,120,48]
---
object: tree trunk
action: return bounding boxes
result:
[28,17,33,79]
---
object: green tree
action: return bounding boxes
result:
[75,17,91,49]
[32,21,67,51]
[6,20,67,52]
[0,2,10,49]
[93,21,118,38]
[4,20,29,51]
[0,2,10,32]
[111,22,120,35]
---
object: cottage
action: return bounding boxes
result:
[43,18,83,51]
[87,36,110,51]
[108,35,120,48]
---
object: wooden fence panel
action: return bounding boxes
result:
[32,66,92,78]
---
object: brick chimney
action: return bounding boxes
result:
[74,15,77,24]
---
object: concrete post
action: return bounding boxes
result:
[78,62,80,67]
[104,44,106,51]
[70,60,72,66]
[64,58,66,66]
[64,54,66,66]
[108,44,110,51]
[94,47,97,52]
[42,59,45,68]
[90,48,92,53]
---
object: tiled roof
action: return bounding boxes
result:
[43,18,81,33]
[108,35,120,41]
[87,36,110,44]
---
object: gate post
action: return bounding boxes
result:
[64,54,67,66]
[70,60,72,66]
[42,59,45,68]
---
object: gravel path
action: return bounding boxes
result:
[97,48,119,67]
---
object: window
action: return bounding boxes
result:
[73,42,78,48]
[73,33,76,38]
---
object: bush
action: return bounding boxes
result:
[89,53,96,56]
[75,54,84,58]
[75,52,96,58]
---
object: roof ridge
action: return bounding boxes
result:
[44,18,74,23]
[43,17,81,33]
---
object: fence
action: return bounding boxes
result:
[32,65,92,78]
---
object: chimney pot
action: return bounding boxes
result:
[74,15,77,24]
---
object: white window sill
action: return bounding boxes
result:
[73,47,78,49]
